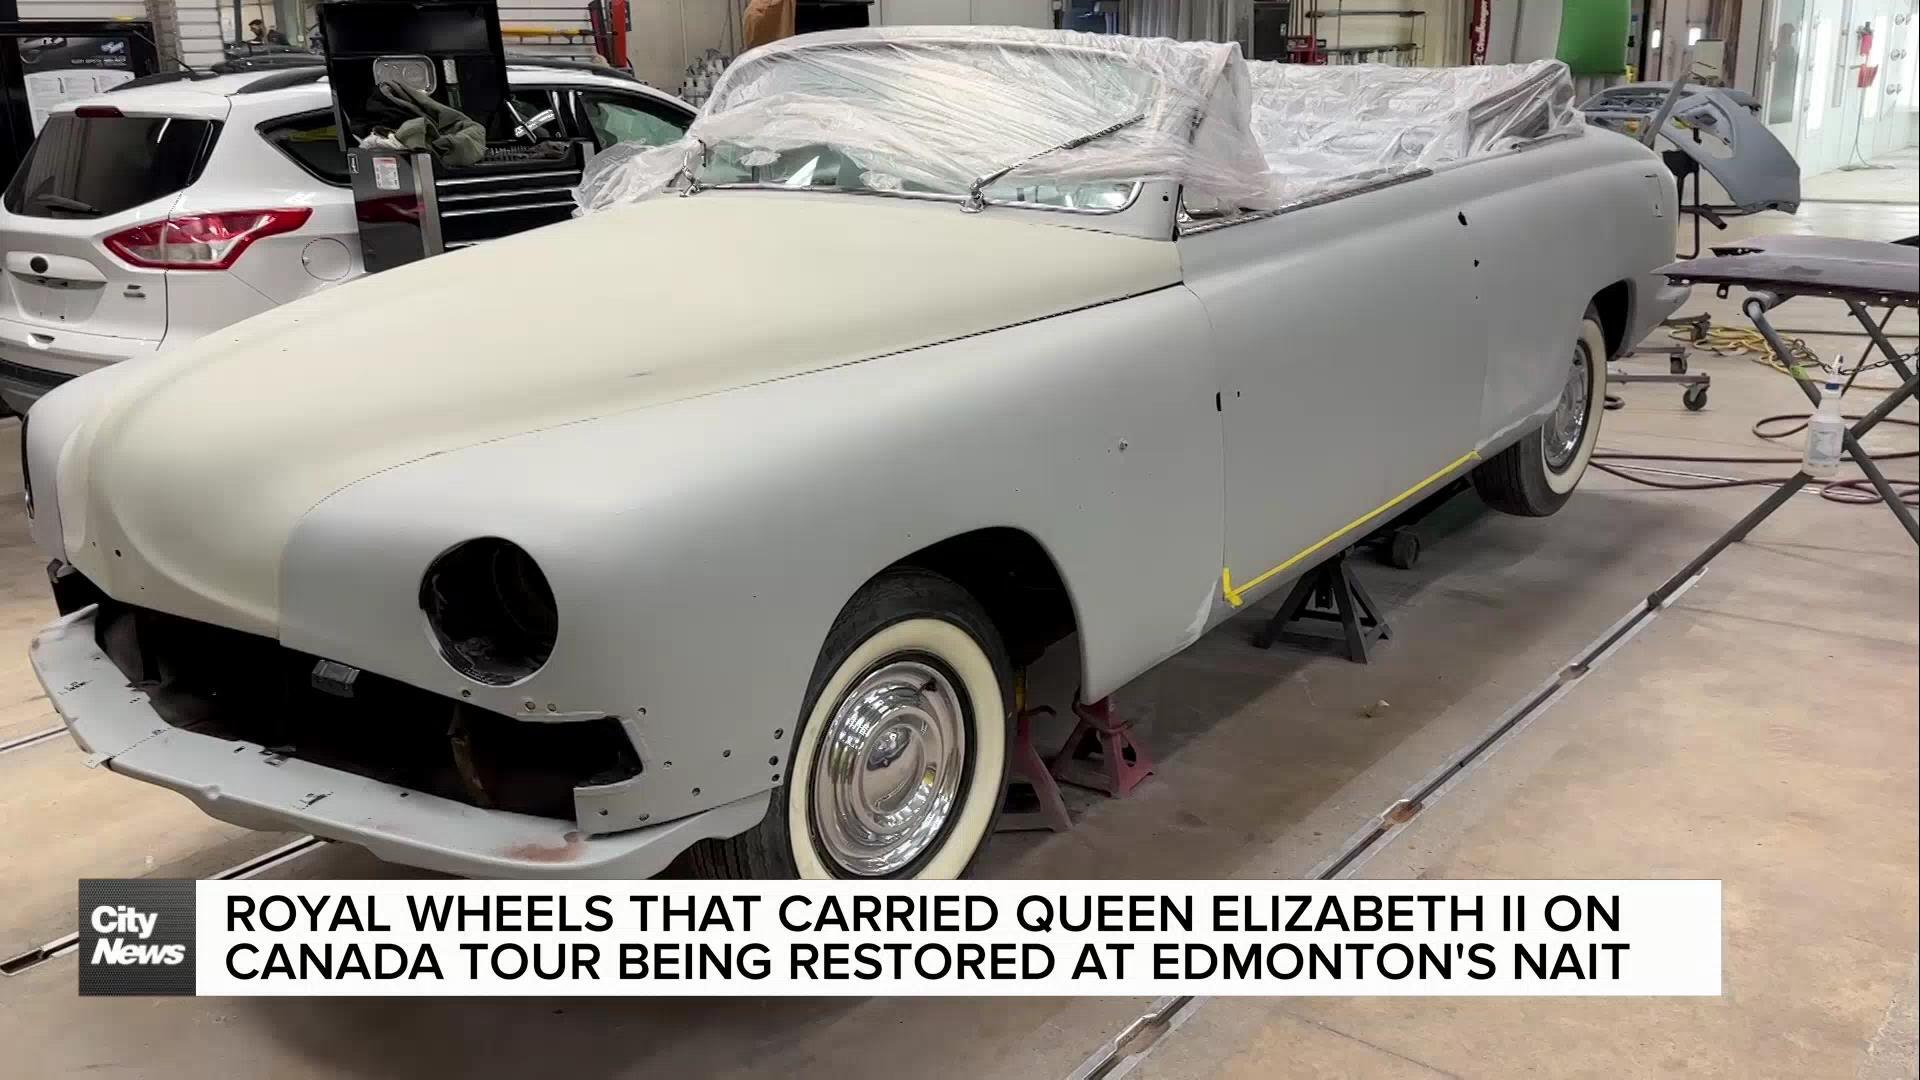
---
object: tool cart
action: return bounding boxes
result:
[319,0,595,273]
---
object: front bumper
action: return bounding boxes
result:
[0,318,159,413]
[30,606,768,878]
[0,356,72,412]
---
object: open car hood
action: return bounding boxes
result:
[53,192,1180,636]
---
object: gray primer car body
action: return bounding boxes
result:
[26,60,1684,878]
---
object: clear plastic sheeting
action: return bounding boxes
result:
[1246,59,1583,205]
[576,26,1275,213]
[575,28,1584,217]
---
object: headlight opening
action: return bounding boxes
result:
[420,538,559,686]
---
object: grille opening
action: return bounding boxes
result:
[93,597,636,821]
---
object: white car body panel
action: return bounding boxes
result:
[54,192,1182,636]
[21,38,1686,877]
[1185,173,1488,601]
[0,317,164,381]
[1191,134,1683,608]
[273,285,1227,828]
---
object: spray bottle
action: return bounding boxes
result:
[1802,375,1846,479]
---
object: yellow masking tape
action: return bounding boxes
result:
[1221,450,1481,607]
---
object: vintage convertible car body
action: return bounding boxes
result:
[26,28,1683,879]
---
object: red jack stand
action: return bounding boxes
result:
[997,675,1072,833]
[1050,695,1154,798]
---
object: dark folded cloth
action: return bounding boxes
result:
[371,81,488,168]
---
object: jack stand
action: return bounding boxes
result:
[1049,695,1154,798]
[997,673,1072,833]
[1251,549,1391,663]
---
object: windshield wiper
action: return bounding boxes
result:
[31,193,100,215]
[961,113,1147,213]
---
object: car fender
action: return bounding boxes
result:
[279,284,1227,830]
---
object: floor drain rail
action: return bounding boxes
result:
[0,934,77,976]
[1309,568,1702,883]
[0,835,327,978]
[1061,570,1707,1080]
[1065,996,1201,1080]
[0,726,66,757]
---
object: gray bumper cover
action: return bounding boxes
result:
[30,606,767,879]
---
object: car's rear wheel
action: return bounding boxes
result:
[685,570,1010,879]
[1473,307,1609,517]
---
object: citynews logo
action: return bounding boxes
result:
[90,905,185,965]
[78,879,196,995]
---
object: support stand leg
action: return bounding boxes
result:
[1250,573,1317,649]
[1844,299,1918,382]
[1251,550,1391,663]
[1049,696,1153,798]
[1746,296,1920,543]
[1650,472,1810,607]
[1647,299,1920,608]
[998,673,1072,833]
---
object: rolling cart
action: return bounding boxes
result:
[1610,333,1712,411]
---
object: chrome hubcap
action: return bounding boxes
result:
[811,658,967,876]
[1544,341,1592,473]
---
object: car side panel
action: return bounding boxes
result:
[278,287,1227,832]
[1179,171,1489,614]
[1461,132,1677,447]
[179,99,362,314]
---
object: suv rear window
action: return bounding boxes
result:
[3,113,220,218]
[260,111,350,186]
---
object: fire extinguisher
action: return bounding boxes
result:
[1856,23,1878,90]
[609,0,629,72]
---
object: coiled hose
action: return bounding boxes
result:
[1592,319,1919,508]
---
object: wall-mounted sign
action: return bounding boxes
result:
[18,36,136,131]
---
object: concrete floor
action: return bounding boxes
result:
[1800,149,1920,206]
[0,180,1914,1078]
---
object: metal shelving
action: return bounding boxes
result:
[1304,3,1425,66]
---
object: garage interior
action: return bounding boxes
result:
[0,0,1917,1075]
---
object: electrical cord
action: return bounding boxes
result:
[1665,312,1911,393]
[1593,411,1919,507]
[1602,312,1920,506]
[1678,323,1819,372]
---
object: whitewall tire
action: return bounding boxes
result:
[687,571,1010,879]
[1474,307,1610,517]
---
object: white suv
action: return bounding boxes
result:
[0,61,692,413]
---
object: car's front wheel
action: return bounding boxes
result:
[686,570,1010,879]
[1473,306,1609,517]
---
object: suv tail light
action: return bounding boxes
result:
[102,208,313,270]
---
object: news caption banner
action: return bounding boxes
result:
[79,879,1721,997]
